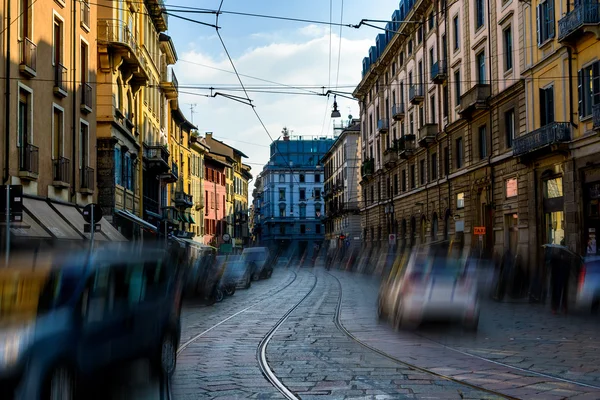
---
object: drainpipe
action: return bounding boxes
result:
[71,0,77,202]
[4,0,11,184]
[486,0,494,260]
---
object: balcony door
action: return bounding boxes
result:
[540,86,555,127]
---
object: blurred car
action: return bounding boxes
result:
[184,248,224,303]
[576,255,600,313]
[379,241,479,330]
[275,257,290,268]
[0,245,182,400]
[220,255,252,290]
[241,247,273,280]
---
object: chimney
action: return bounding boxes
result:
[206,132,213,140]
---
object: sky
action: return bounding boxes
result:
[165,0,401,190]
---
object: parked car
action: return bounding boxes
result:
[0,244,182,400]
[577,255,600,313]
[184,247,224,303]
[241,247,273,280]
[220,255,252,290]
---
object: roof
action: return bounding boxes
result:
[205,153,232,168]
[205,134,249,159]
[172,107,197,131]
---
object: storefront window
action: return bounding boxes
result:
[545,211,565,245]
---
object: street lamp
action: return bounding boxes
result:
[331,95,341,118]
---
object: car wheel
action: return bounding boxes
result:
[213,288,224,303]
[252,273,260,281]
[224,286,235,296]
[244,275,251,289]
[45,365,75,400]
[154,333,177,378]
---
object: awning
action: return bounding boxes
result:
[115,209,158,232]
[145,210,163,220]
[23,198,82,240]
[10,209,51,239]
[180,238,216,250]
[188,214,196,224]
[98,217,128,242]
[181,213,189,223]
[52,203,108,241]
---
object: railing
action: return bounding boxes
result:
[392,103,405,119]
[558,1,600,41]
[81,0,91,29]
[383,149,399,166]
[513,122,572,156]
[20,38,37,73]
[145,142,170,164]
[161,66,179,93]
[418,123,438,147]
[361,158,375,178]
[409,84,424,103]
[81,83,93,110]
[593,103,600,129]
[431,60,447,82]
[171,162,179,180]
[19,144,39,174]
[174,191,193,206]
[52,157,70,183]
[398,136,416,157]
[377,118,389,132]
[97,19,146,72]
[54,63,68,94]
[143,196,160,214]
[80,166,94,190]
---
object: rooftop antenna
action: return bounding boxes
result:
[189,103,197,125]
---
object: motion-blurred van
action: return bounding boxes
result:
[241,247,272,280]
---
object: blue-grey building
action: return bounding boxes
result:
[256,130,335,259]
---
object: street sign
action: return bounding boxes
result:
[84,224,102,233]
[388,233,396,245]
[222,233,231,242]
[474,226,486,235]
[220,243,233,253]
[83,204,102,224]
[0,185,23,223]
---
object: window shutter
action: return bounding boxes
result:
[548,0,555,38]
[592,62,600,105]
[578,69,584,118]
[547,88,555,124]
[114,148,121,185]
[536,4,541,44]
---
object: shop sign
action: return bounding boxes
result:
[474,227,486,235]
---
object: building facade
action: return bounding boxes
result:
[189,134,209,242]
[323,120,362,260]
[257,131,333,259]
[203,153,229,246]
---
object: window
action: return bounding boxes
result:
[299,204,306,218]
[443,146,450,175]
[418,26,423,44]
[402,170,407,191]
[431,153,438,180]
[79,120,89,169]
[453,15,460,50]
[299,188,306,201]
[315,224,321,234]
[386,177,391,198]
[392,62,396,76]
[314,189,321,200]
[476,0,485,29]
[504,26,513,71]
[300,224,306,234]
[19,0,33,39]
[430,94,436,123]
[279,224,286,234]
[399,51,404,66]
[315,173,321,182]
[279,174,285,183]
[540,86,555,126]
[455,137,464,169]
[114,147,122,186]
[505,109,515,148]
[81,41,89,86]
[279,188,286,201]
[299,174,305,183]
[410,165,416,189]
[478,125,487,159]
[408,40,413,55]
[428,12,435,30]
[457,192,465,209]
[420,159,426,185]
[53,16,64,65]
[506,178,518,198]
[477,51,486,84]
[537,0,555,45]
[52,106,63,159]
[578,61,600,119]
[394,174,399,195]
[454,70,461,105]
[443,85,449,117]
[370,186,374,202]
[544,177,563,198]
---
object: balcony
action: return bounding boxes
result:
[19,38,37,78]
[195,198,204,211]
[144,142,170,173]
[459,84,491,118]
[409,84,424,104]
[361,158,375,178]
[418,123,438,148]
[52,157,70,188]
[97,19,148,83]
[431,60,447,84]
[392,103,405,120]
[81,83,93,113]
[81,0,91,30]
[377,118,389,133]
[174,190,193,208]
[399,135,416,159]
[513,122,572,158]
[558,1,600,43]
[160,162,178,183]
[162,206,179,224]
[54,63,68,98]
[143,196,160,215]
[383,147,399,167]
[593,104,600,130]
[160,67,179,99]
[147,0,168,32]
[18,144,39,180]
[80,166,94,194]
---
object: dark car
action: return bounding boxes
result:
[0,244,182,400]
[241,247,273,280]
[220,255,252,290]
[183,247,225,303]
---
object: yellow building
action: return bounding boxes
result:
[521,1,600,257]
[190,132,210,242]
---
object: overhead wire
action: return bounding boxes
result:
[318,0,334,138]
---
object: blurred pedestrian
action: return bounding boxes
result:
[549,248,570,314]
[493,248,515,301]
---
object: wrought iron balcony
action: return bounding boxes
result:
[160,162,178,183]
[81,0,91,30]
[52,157,70,187]
[431,60,448,84]
[54,63,68,98]
[399,135,416,159]
[160,66,179,99]
[361,158,375,178]
[392,103,405,120]
[459,84,490,117]
[80,166,94,191]
[18,143,39,179]
[418,123,438,148]
[19,38,37,77]
[593,103,600,130]
[144,142,170,173]
[174,190,193,208]
[81,83,93,113]
[409,84,424,104]
[97,19,148,82]
[377,118,389,133]
[513,122,572,157]
[558,1,600,43]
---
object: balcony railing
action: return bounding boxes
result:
[52,157,70,185]
[81,83,93,113]
[377,118,389,133]
[392,103,405,120]
[145,142,170,172]
[160,67,179,98]
[143,196,160,215]
[593,103,600,130]
[361,158,375,178]
[174,191,193,208]
[558,1,600,42]
[383,148,399,166]
[80,166,94,190]
[81,0,91,29]
[54,63,68,97]
[399,136,416,159]
[513,122,572,157]
[418,123,438,148]
[409,84,424,104]
[19,38,37,77]
[459,84,491,116]
[97,19,147,77]
[18,144,39,176]
[431,60,447,83]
